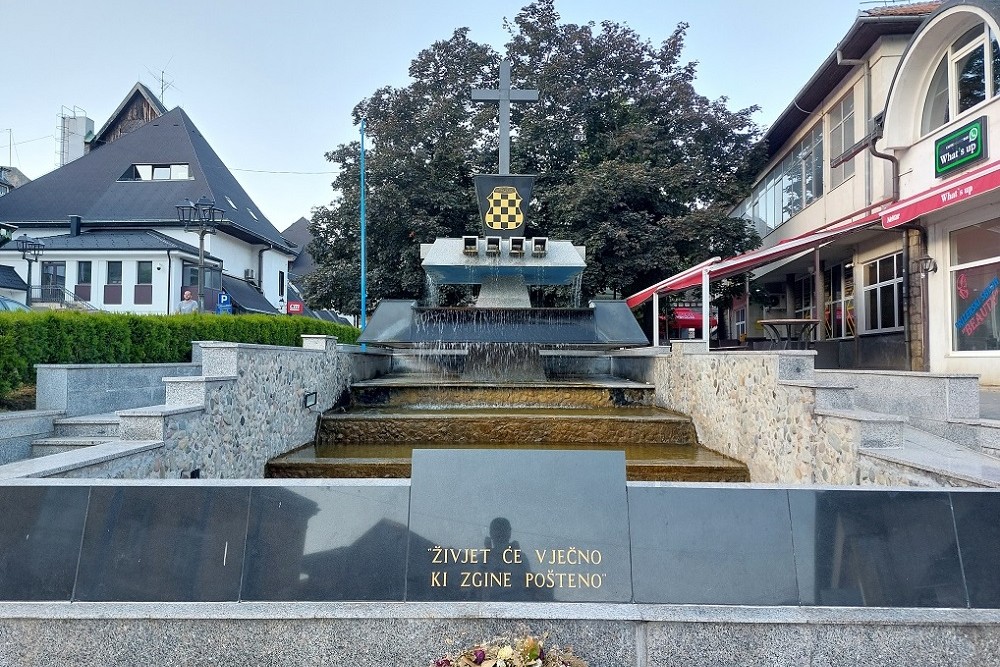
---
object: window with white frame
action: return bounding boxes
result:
[830,92,856,189]
[862,253,904,332]
[118,163,191,181]
[734,306,747,339]
[921,24,1000,135]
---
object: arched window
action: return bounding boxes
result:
[921,23,1000,135]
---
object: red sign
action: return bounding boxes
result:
[882,160,1000,228]
[286,300,305,314]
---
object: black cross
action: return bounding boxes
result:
[471,61,539,175]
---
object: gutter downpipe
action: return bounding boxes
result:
[257,246,269,294]
[166,249,174,314]
[702,267,711,347]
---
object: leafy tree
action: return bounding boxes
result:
[305,0,765,315]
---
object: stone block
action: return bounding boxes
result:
[301,334,337,352]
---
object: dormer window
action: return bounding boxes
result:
[921,23,1000,135]
[119,163,191,181]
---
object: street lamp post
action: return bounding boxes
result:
[15,234,44,306]
[176,196,224,313]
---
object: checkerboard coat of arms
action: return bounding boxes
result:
[474,174,536,238]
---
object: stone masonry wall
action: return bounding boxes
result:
[613,345,860,484]
[112,339,387,479]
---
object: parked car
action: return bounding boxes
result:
[0,296,30,312]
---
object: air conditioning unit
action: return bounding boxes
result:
[244,269,257,284]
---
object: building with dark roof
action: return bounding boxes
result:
[0,85,295,315]
[0,166,30,197]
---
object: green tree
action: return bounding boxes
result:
[305,0,765,314]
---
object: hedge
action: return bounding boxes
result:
[0,311,359,398]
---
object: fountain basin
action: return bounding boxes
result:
[358,300,648,348]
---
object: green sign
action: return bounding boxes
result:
[936,116,988,177]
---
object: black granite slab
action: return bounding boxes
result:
[952,491,1000,608]
[0,486,90,601]
[74,486,251,602]
[242,485,410,601]
[789,489,967,607]
[629,487,799,605]
[407,449,631,602]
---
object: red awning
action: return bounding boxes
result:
[661,307,717,329]
[625,257,719,308]
[626,212,881,308]
[881,160,1000,228]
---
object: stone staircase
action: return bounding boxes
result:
[267,374,749,482]
[783,369,1000,487]
[30,413,121,457]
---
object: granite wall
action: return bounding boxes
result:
[1,605,998,667]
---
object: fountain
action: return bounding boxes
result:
[269,62,746,482]
[357,64,647,380]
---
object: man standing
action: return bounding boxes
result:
[179,290,199,314]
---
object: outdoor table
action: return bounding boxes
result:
[757,318,820,350]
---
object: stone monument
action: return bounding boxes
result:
[357,61,647,378]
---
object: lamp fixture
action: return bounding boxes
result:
[916,255,938,274]
[176,197,225,313]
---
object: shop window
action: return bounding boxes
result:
[824,261,855,339]
[951,220,1000,351]
[794,275,816,319]
[921,23,1000,135]
[862,253,903,332]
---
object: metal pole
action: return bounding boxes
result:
[360,118,368,333]
[652,291,660,347]
[198,230,206,313]
[702,268,711,344]
[25,259,33,306]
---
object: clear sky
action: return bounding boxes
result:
[1,0,884,231]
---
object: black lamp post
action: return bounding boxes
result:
[15,234,44,306]
[176,196,224,313]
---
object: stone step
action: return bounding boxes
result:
[52,413,120,438]
[267,441,748,482]
[780,380,856,411]
[814,408,907,449]
[859,426,1000,488]
[0,440,162,479]
[317,407,698,446]
[31,436,118,457]
[349,376,655,410]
